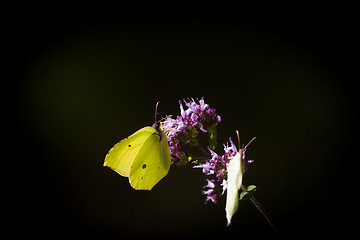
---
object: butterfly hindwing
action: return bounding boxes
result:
[225,152,245,225]
[129,127,171,190]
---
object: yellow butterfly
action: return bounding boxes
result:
[104,103,171,190]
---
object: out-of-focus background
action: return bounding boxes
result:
[11,7,355,239]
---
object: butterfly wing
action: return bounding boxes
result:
[104,127,156,177]
[129,127,171,190]
[225,152,245,226]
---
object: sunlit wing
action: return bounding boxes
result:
[129,128,171,190]
[104,127,156,177]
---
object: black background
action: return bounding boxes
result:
[10,5,356,240]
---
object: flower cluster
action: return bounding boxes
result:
[162,98,221,166]
[161,97,253,205]
[195,139,238,203]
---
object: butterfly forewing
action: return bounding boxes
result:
[104,127,156,177]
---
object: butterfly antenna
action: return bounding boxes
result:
[154,101,160,125]
[235,130,241,150]
[244,137,256,151]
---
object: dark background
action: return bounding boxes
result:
[11,6,355,240]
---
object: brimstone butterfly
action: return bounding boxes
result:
[226,131,256,225]
[103,103,171,190]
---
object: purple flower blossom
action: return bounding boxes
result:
[194,138,238,203]
[161,97,255,205]
[202,179,218,204]
[162,97,221,166]
[193,161,214,175]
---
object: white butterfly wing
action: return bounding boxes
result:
[225,152,245,226]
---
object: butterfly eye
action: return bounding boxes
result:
[142,164,147,169]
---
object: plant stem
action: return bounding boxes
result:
[241,185,279,235]
[196,144,211,158]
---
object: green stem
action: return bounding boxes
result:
[241,185,279,235]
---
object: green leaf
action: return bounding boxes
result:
[209,127,217,150]
[239,185,257,200]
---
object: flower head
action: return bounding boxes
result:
[202,179,218,204]
[162,97,221,165]
[161,97,255,206]
[194,138,239,203]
